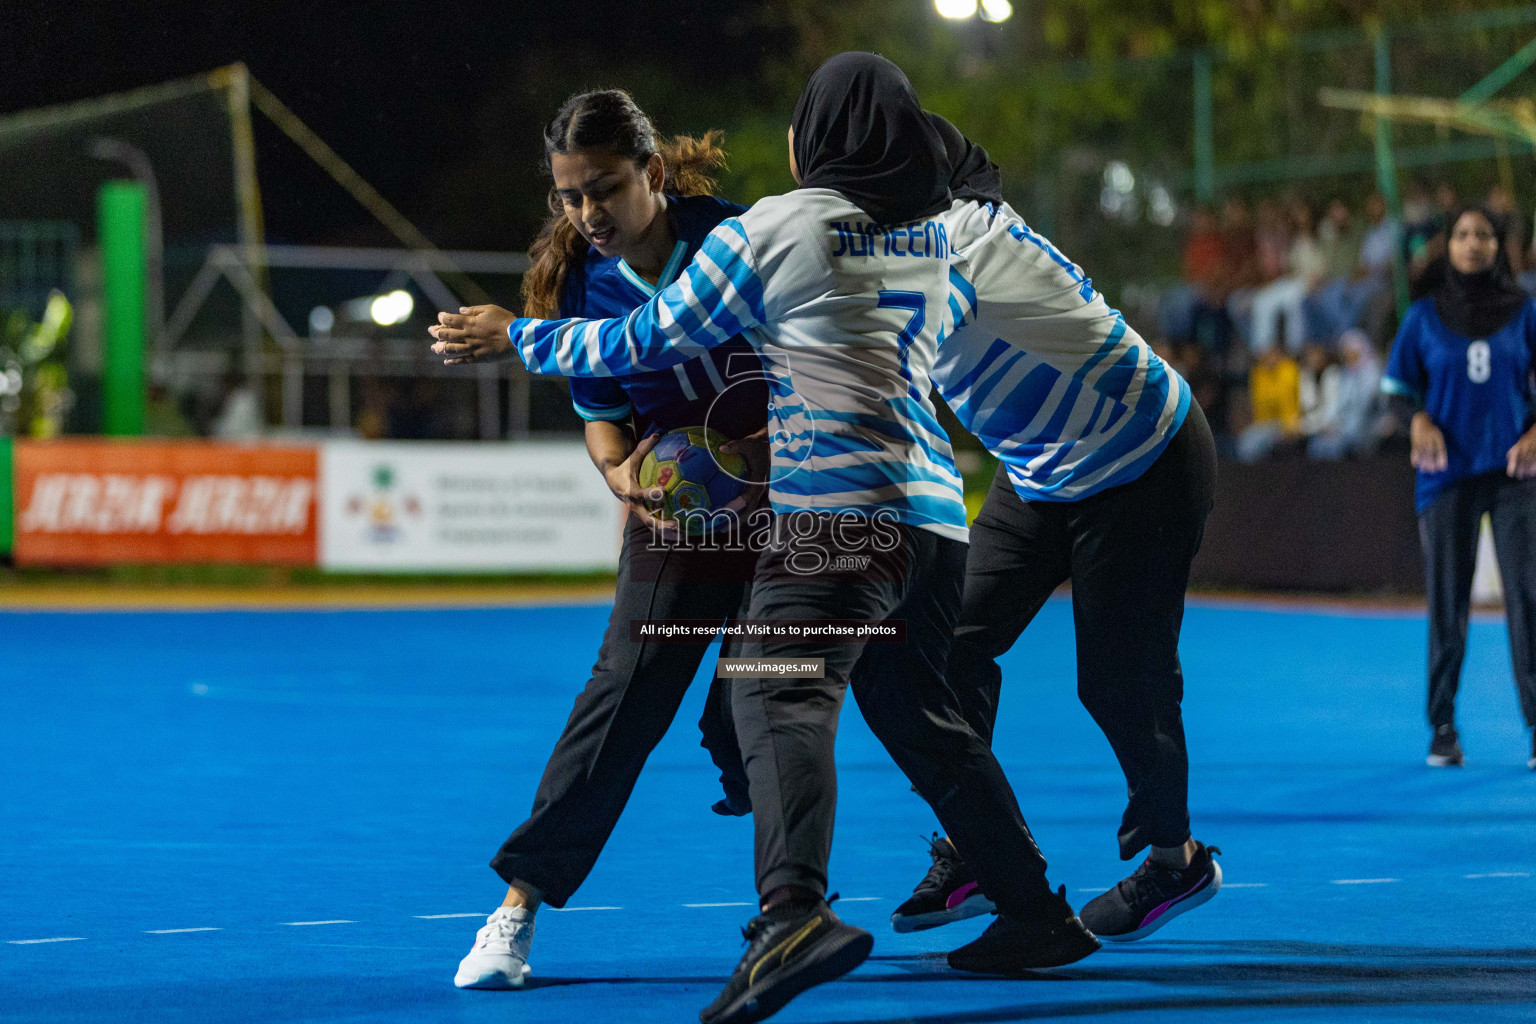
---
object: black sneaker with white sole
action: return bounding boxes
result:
[947,886,1099,974]
[889,834,996,933]
[1428,724,1465,767]
[1528,729,1535,771]
[699,898,872,1024]
[1079,841,1222,942]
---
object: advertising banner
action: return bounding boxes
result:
[319,441,622,572]
[12,440,318,565]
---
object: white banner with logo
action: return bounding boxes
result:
[319,441,623,572]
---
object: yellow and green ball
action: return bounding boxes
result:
[638,425,748,531]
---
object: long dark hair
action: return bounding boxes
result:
[520,89,727,317]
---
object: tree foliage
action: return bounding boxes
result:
[445,0,1536,298]
[687,0,1536,296]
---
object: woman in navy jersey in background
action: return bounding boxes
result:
[451,89,768,991]
[1383,206,1536,769]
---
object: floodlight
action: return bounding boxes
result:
[1104,161,1135,194]
[979,0,1012,22]
[369,289,414,326]
[935,0,979,20]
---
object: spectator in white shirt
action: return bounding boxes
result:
[213,372,264,441]
[1248,199,1326,355]
[1306,330,1382,459]
[1309,193,1400,347]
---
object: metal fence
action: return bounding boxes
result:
[157,242,537,441]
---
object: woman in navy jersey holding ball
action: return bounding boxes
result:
[1382,206,1536,769]
[450,89,769,991]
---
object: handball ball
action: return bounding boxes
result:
[638,425,748,530]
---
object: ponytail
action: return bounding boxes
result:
[520,90,728,317]
[658,130,728,197]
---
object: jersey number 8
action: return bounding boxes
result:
[1467,340,1492,384]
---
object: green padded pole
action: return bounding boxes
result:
[99,180,148,436]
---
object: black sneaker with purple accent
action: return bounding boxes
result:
[1078,842,1222,942]
[889,834,996,934]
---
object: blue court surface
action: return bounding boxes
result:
[3,597,1534,1023]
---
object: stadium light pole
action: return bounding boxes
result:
[89,137,165,363]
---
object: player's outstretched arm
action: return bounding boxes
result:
[430,221,769,378]
[430,305,516,363]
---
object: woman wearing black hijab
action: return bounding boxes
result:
[1383,207,1536,769]
[926,109,1005,206]
[786,53,952,223]
[432,52,1096,1024]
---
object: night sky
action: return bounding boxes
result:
[4,1,777,249]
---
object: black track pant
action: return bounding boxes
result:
[1420,471,1536,729]
[732,516,1053,916]
[947,402,1217,860]
[490,518,757,907]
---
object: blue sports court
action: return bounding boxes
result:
[3,597,1533,1023]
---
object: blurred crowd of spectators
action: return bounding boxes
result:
[1149,180,1532,463]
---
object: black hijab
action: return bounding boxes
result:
[1412,206,1528,337]
[925,111,1003,206]
[791,52,951,225]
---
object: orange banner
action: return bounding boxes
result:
[13,440,318,565]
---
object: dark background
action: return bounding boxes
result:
[1,1,783,249]
[7,0,1527,266]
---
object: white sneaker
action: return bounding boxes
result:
[454,906,535,989]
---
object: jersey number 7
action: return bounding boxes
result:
[877,290,925,387]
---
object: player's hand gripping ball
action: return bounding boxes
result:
[638,426,748,534]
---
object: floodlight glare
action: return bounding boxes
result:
[935,0,979,19]
[979,0,1013,22]
[369,289,414,326]
[309,305,335,334]
[1104,161,1136,195]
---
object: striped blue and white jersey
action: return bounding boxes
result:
[938,200,1190,502]
[509,188,968,541]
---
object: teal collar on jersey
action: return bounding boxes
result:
[617,239,688,296]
